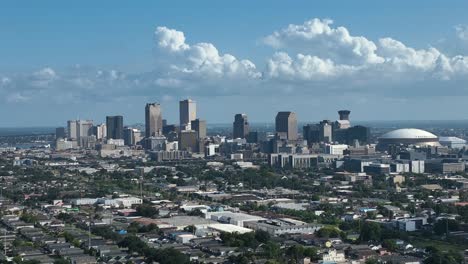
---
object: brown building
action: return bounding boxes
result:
[145,103,163,137]
[179,130,198,152]
[191,119,207,139]
[275,111,298,141]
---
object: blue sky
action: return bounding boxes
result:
[1,1,468,126]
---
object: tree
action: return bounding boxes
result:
[53,259,70,264]
[254,230,271,243]
[359,222,381,242]
[316,226,342,238]
[91,226,119,241]
[183,225,195,233]
[118,236,147,254]
[145,247,190,264]
[187,208,203,216]
[382,239,398,252]
[286,245,305,262]
[262,241,280,259]
[57,213,74,223]
[127,222,140,234]
[304,247,319,261]
[424,247,463,264]
[22,260,41,264]
[136,204,159,218]
[433,219,459,236]
[365,258,379,264]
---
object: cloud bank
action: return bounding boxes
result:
[2,18,468,106]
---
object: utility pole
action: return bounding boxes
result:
[139,169,144,201]
[88,216,91,252]
[446,218,449,241]
[4,229,7,257]
[140,177,144,201]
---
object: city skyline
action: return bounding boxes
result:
[1,2,468,261]
[1,1,468,126]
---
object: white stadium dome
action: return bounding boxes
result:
[377,128,440,150]
[379,128,437,139]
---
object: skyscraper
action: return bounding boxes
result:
[93,123,107,140]
[145,103,163,137]
[179,130,198,152]
[191,119,207,139]
[67,120,78,140]
[179,99,196,130]
[124,127,142,146]
[55,127,66,139]
[338,110,351,120]
[275,112,298,140]
[106,115,124,139]
[319,120,333,143]
[233,114,249,139]
[77,120,93,138]
[335,110,351,129]
[303,124,320,146]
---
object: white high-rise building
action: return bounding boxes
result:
[67,120,78,140]
[94,123,107,140]
[68,120,94,140]
[179,99,196,131]
[77,120,93,138]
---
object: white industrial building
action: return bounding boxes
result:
[206,211,265,227]
[244,219,322,236]
[325,144,348,155]
[71,198,98,206]
[410,160,425,174]
[71,197,141,208]
[439,136,466,149]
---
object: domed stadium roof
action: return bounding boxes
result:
[379,128,437,139]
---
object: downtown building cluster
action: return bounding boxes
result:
[54,102,370,166]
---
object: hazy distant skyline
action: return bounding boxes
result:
[1,1,468,126]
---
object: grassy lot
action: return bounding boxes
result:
[410,236,466,253]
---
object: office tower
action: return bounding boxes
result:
[77,120,93,138]
[275,111,298,140]
[247,131,267,143]
[67,120,78,140]
[79,136,96,149]
[319,120,333,143]
[55,127,66,139]
[191,119,207,139]
[106,115,124,139]
[162,119,168,127]
[143,136,167,150]
[346,125,370,145]
[338,110,351,120]
[163,124,177,136]
[145,103,163,137]
[123,127,133,146]
[335,110,351,129]
[179,99,196,130]
[179,130,198,152]
[303,124,320,145]
[124,127,142,146]
[233,114,249,139]
[93,123,107,140]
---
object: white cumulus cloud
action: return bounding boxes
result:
[264,18,384,65]
[455,24,468,42]
[3,19,468,107]
[154,26,261,80]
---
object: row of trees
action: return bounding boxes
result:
[118,235,189,264]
